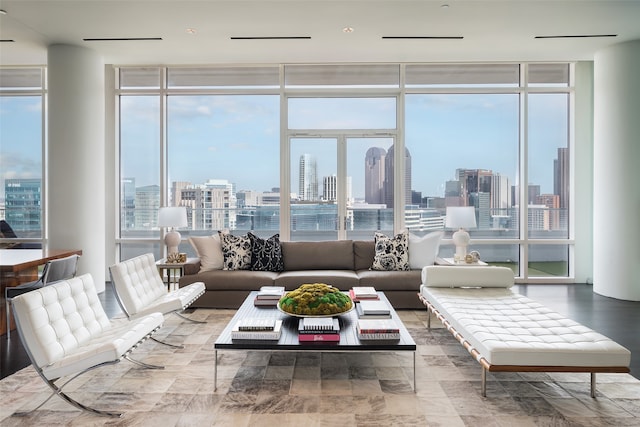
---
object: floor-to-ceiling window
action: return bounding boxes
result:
[115,63,574,280]
[0,68,46,243]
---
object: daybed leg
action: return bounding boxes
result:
[124,355,165,370]
[591,372,596,398]
[427,308,431,329]
[151,336,185,349]
[175,311,207,324]
[481,367,487,397]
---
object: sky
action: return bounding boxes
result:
[1,92,568,202]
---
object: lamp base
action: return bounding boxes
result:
[452,228,470,262]
[164,230,182,256]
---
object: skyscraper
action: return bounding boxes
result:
[364,147,386,205]
[383,145,411,208]
[554,147,569,209]
[299,153,318,201]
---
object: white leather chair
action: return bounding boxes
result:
[109,253,205,346]
[10,274,164,417]
[5,253,80,338]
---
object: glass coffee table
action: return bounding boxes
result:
[213,290,417,391]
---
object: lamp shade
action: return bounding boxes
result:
[158,207,187,228]
[445,206,477,229]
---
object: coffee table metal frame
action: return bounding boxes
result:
[214,291,417,391]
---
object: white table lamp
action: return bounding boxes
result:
[445,206,477,261]
[158,207,187,255]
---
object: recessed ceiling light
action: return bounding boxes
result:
[186,28,197,35]
[343,27,354,33]
[0,9,7,15]
[441,4,450,9]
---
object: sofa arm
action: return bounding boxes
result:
[183,258,201,275]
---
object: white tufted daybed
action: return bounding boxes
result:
[418,266,631,397]
[10,273,165,417]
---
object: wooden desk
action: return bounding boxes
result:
[1,248,82,335]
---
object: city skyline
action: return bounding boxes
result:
[1,93,568,204]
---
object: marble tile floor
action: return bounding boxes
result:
[1,309,639,427]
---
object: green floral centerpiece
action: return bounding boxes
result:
[278,283,353,316]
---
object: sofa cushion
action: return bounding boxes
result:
[371,231,410,271]
[195,269,278,291]
[281,240,354,271]
[275,270,360,290]
[248,232,284,272]
[357,269,422,291]
[188,234,223,272]
[353,240,375,271]
[408,231,444,269]
[219,231,252,270]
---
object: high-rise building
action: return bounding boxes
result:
[364,147,386,205]
[299,154,318,201]
[383,145,411,208]
[121,177,136,230]
[536,194,561,230]
[134,184,160,229]
[554,147,569,208]
[4,178,41,234]
[180,179,236,230]
[322,175,353,204]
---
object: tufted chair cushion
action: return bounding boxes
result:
[109,253,168,316]
[10,274,164,379]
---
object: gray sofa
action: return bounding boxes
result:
[178,240,425,310]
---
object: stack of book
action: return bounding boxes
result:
[254,286,285,306]
[349,286,379,302]
[298,317,340,342]
[356,299,391,319]
[356,318,400,340]
[231,318,283,340]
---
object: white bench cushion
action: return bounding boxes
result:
[420,285,631,367]
[422,265,514,288]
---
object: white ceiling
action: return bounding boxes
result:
[1,0,639,66]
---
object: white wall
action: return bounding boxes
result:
[48,44,106,292]
[593,39,640,301]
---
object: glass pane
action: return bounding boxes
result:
[346,138,394,240]
[528,64,570,87]
[119,68,161,89]
[290,138,338,241]
[439,243,520,276]
[120,96,160,238]
[405,94,519,240]
[528,244,569,277]
[527,93,569,238]
[288,97,396,129]
[285,64,399,88]
[0,68,43,90]
[405,64,520,88]
[167,95,280,234]
[119,242,162,262]
[168,66,279,89]
[1,96,43,238]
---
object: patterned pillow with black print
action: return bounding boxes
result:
[371,230,410,271]
[248,232,284,272]
[218,231,252,270]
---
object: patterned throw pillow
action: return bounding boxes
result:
[248,232,284,272]
[218,231,252,270]
[371,231,410,271]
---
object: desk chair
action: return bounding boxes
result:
[5,254,80,338]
